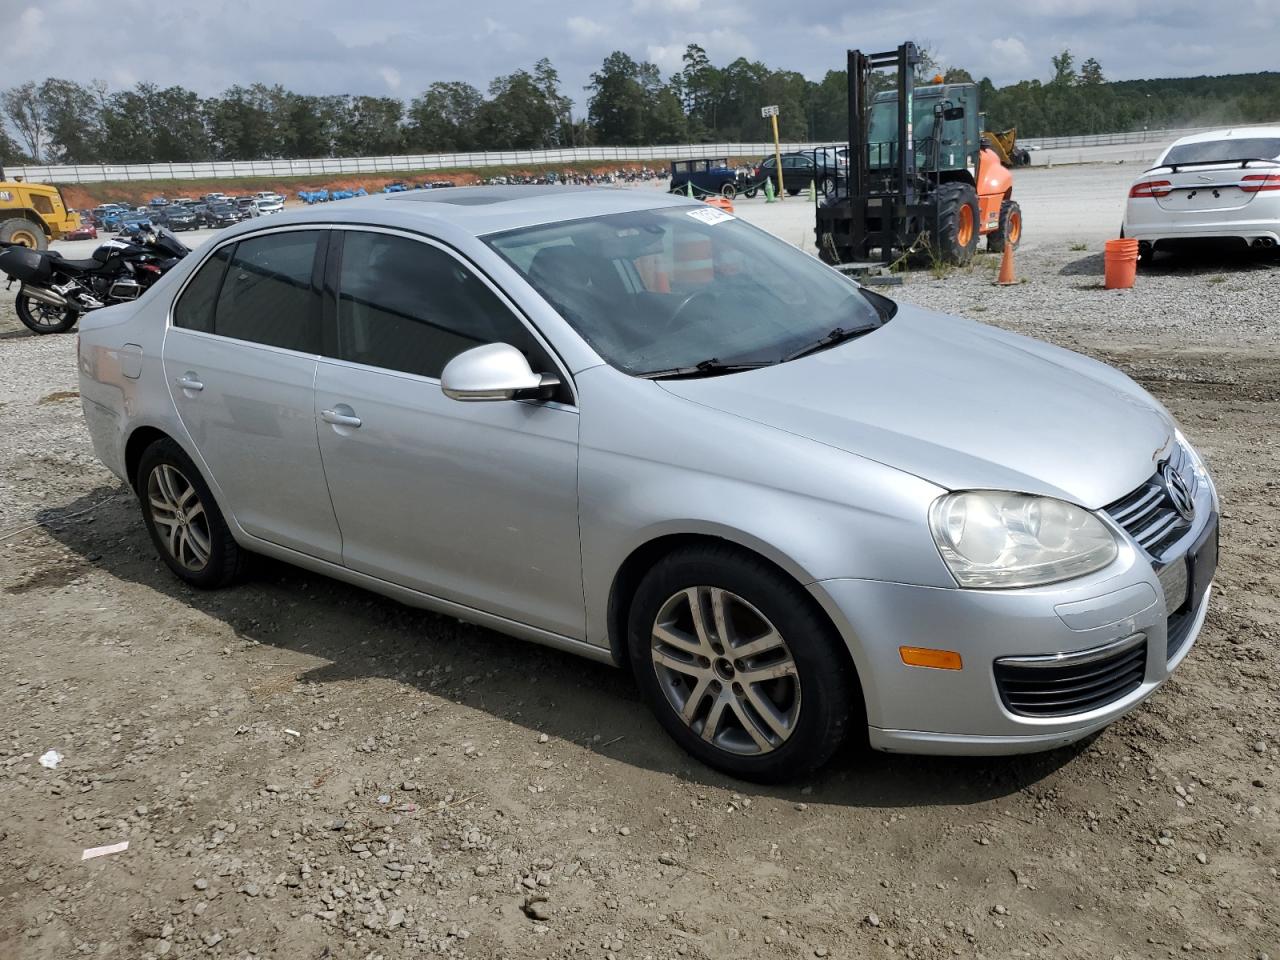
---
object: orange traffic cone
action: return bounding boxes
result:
[995,242,1016,285]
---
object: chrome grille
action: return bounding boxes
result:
[994,634,1148,718]
[1106,444,1197,558]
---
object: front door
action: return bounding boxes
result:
[162,229,342,562]
[313,228,583,638]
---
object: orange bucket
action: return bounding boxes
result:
[1103,238,1139,289]
[704,196,734,214]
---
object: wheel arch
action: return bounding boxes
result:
[605,529,860,685]
[124,425,173,490]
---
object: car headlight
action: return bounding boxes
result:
[929,491,1119,588]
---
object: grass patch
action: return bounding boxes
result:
[1069,241,1089,251]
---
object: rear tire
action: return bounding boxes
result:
[136,438,242,589]
[0,218,47,250]
[932,182,980,264]
[820,176,837,198]
[720,183,737,199]
[986,199,1023,254]
[627,544,857,782]
[14,293,78,335]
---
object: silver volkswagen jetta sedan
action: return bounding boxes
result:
[77,187,1218,781]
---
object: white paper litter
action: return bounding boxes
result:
[38,750,62,769]
[284,729,300,737]
[81,841,129,860]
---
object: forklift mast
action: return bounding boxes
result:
[847,43,921,207]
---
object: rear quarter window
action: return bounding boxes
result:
[172,246,231,333]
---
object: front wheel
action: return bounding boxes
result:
[628,545,857,782]
[15,292,79,334]
[743,185,759,199]
[720,182,737,199]
[931,181,980,264]
[820,176,837,198]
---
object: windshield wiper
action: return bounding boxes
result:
[638,358,773,380]
[782,325,876,362]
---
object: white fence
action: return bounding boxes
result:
[1021,123,1278,151]
[8,142,842,185]
[12,122,1275,184]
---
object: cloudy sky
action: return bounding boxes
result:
[3,0,1276,110]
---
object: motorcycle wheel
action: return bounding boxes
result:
[15,293,80,335]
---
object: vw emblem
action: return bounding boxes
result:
[1162,464,1195,521]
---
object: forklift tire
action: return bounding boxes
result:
[986,199,1022,254]
[932,182,979,264]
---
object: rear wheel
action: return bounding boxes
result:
[0,218,47,250]
[136,438,242,589]
[14,293,78,335]
[986,199,1023,254]
[720,182,737,199]
[931,182,980,264]
[820,176,838,198]
[787,187,801,197]
[628,544,857,782]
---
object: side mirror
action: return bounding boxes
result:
[440,342,560,402]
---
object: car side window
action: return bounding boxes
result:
[172,246,232,333]
[334,230,555,381]
[212,231,323,352]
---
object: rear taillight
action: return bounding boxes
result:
[139,263,161,275]
[1240,173,1280,193]
[1129,180,1173,199]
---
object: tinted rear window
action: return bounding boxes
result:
[1164,137,1280,166]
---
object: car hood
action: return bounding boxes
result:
[657,305,1174,508]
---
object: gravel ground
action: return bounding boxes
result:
[1,165,1277,960]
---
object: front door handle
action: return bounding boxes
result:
[176,373,204,392]
[321,407,362,428]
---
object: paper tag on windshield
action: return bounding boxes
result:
[686,207,734,225]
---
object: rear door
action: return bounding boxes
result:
[162,229,343,562]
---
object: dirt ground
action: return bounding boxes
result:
[0,168,1277,960]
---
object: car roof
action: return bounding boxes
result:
[1169,125,1280,148]
[222,186,701,237]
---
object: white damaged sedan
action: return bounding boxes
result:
[1123,126,1280,257]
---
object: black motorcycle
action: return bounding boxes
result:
[0,227,190,334]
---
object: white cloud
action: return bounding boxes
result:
[379,67,402,92]
[567,16,608,42]
[634,0,702,11]
[990,36,1032,71]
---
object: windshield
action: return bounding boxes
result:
[486,205,890,376]
[1163,137,1280,166]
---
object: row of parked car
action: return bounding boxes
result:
[669,149,848,199]
[80,191,288,239]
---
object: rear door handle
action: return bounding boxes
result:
[321,407,362,428]
[176,373,204,392]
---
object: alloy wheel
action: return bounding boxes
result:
[147,463,212,571]
[650,586,801,756]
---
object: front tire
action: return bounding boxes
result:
[0,217,47,250]
[932,182,980,264]
[720,182,737,199]
[628,545,857,782]
[136,438,242,589]
[15,293,78,334]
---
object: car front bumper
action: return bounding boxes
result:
[810,513,1215,755]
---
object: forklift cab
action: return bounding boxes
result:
[866,83,982,176]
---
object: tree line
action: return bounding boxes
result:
[3,45,1278,166]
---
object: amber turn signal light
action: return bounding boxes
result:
[899,646,963,670]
